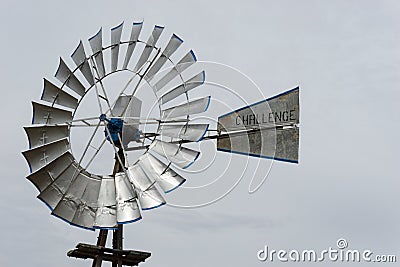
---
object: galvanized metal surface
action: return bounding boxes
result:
[158,123,209,141]
[55,58,86,96]
[22,138,70,172]
[127,165,166,210]
[145,33,184,82]
[24,125,69,149]
[152,50,197,92]
[160,71,205,104]
[26,152,74,192]
[88,28,106,78]
[41,79,78,109]
[134,25,164,72]
[217,87,300,163]
[138,153,185,193]
[111,22,123,72]
[161,96,211,119]
[149,139,200,169]
[122,22,143,69]
[31,101,72,125]
[71,41,95,86]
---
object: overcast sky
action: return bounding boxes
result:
[1,0,399,266]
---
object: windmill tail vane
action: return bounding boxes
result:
[217,86,299,163]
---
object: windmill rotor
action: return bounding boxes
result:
[23,21,211,231]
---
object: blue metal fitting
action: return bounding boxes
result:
[99,114,107,121]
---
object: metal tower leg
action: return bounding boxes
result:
[113,148,124,267]
[92,229,108,267]
[112,224,123,267]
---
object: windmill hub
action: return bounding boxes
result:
[99,114,124,144]
[99,113,141,148]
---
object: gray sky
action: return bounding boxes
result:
[1,0,399,266]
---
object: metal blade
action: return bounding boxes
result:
[145,34,184,82]
[71,205,97,230]
[133,25,164,72]
[162,96,210,119]
[127,164,165,210]
[115,172,136,201]
[122,22,143,69]
[149,140,200,169]
[69,174,101,229]
[31,101,72,125]
[88,28,106,78]
[24,125,69,149]
[52,172,100,230]
[22,138,70,173]
[117,200,141,224]
[41,79,78,109]
[115,172,141,223]
[111,22,123,72]
[138,153,185,193]
[37,162,81,210]
[26,152,74,192]
[160,71,205,105]
[71,41,95,86]
[159,124,209,142]
[153,50,197,92]
[55,58,86,96]
[94,176,117,229]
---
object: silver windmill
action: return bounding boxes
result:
[22,21,300,266]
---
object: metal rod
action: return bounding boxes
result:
[88,57,105,115]
[165,125,298,145]
[78,121,101,165]
[84,137,107,169]
[89,56,114,115]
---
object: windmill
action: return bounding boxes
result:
[22,21,299,266]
